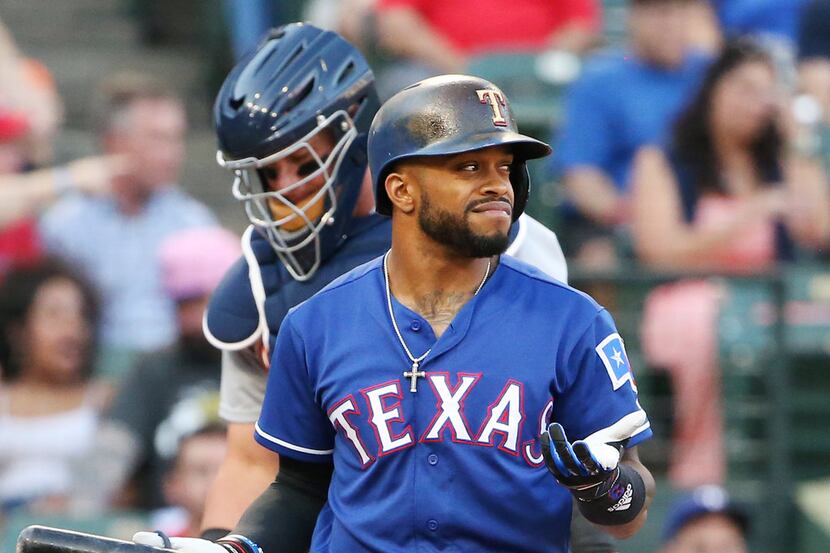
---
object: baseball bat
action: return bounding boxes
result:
[17,525,177,553]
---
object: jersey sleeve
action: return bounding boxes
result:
[552,309,651,447]
[255,316,335,463]
[218,350,267,423]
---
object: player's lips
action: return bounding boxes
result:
[470,200,512,217]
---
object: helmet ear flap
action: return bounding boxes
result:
[510,162,530,222]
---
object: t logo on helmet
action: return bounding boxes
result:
[476,89,508,127]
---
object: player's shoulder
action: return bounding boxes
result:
[323,215,391,272]
[512,214,561,249]
[204,227,263,349]
[204,254,259,349]
[498,255,601,313]
[285,254,384,322]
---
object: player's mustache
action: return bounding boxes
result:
[465,196,513,212]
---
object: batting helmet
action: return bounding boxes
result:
[368,74,551,221]
[213,23,379,281]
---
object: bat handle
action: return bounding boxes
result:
[17,525,177,553]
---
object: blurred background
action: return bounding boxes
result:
[0,1,829,552]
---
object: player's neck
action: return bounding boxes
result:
[386,239,492,335]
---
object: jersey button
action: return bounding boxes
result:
[410,320,421,331]
[427,453,439,466]
[426,519,439,532]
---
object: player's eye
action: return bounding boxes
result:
[297,159,319,178]
[261,166,279,181]
[458,161,478,172]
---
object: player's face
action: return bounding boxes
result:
[711,60,777,144]
[663,515,748,553]
[410,145,514,258]
[22,277,92,384]
[258,130,336,233]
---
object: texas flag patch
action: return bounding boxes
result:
[596,333,637,392]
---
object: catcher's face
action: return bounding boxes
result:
[257,130,336,232]
[404,145,514,257]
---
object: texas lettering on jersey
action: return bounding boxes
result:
[325,372,555,469]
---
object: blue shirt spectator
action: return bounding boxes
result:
[548,0,709,268]
[39,187,215,352]
[712,0,810,44]
[554,50,709,193]
[38,72,217,374]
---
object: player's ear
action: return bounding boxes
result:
[385,170,416,215]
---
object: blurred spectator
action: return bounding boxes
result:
[659,486,750,553]
[0,18,116,277]
[374,0,601,96]
[221,0,281,60]
[70,227,239,512]
[551,0,710,269]
[38,72,217,377]
[0,156,125,228]
[797,1,830,126]
[0,259,104,515]
[0,18,63,168]
[711,0,813,92]
[305,0,378,52]
[711,0,810,47]
[0,156,127,275]
[153,424,227,538]
[633,39,830,487]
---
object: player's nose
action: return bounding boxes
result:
[479,168,512,198]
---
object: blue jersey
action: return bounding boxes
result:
[256,255,651,553]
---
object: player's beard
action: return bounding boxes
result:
[417,191,510,258]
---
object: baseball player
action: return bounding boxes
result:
[136,73,653,552]
[191,21,575,539]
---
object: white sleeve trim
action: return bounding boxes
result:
[583,410,651,445]
[255,422,334,456]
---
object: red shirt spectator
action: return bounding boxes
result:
[377,0,600,55]
[0,218,41,274]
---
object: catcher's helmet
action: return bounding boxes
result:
[368,74,551,221]
[213,23,379,281]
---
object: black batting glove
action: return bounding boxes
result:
[541,422,623,501]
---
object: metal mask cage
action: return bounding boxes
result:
[217,110,358,281]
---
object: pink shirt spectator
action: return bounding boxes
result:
[641,196,778,488]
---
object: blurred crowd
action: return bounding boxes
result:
[1,0,829,551]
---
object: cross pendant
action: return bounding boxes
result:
[403,361,426,393]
